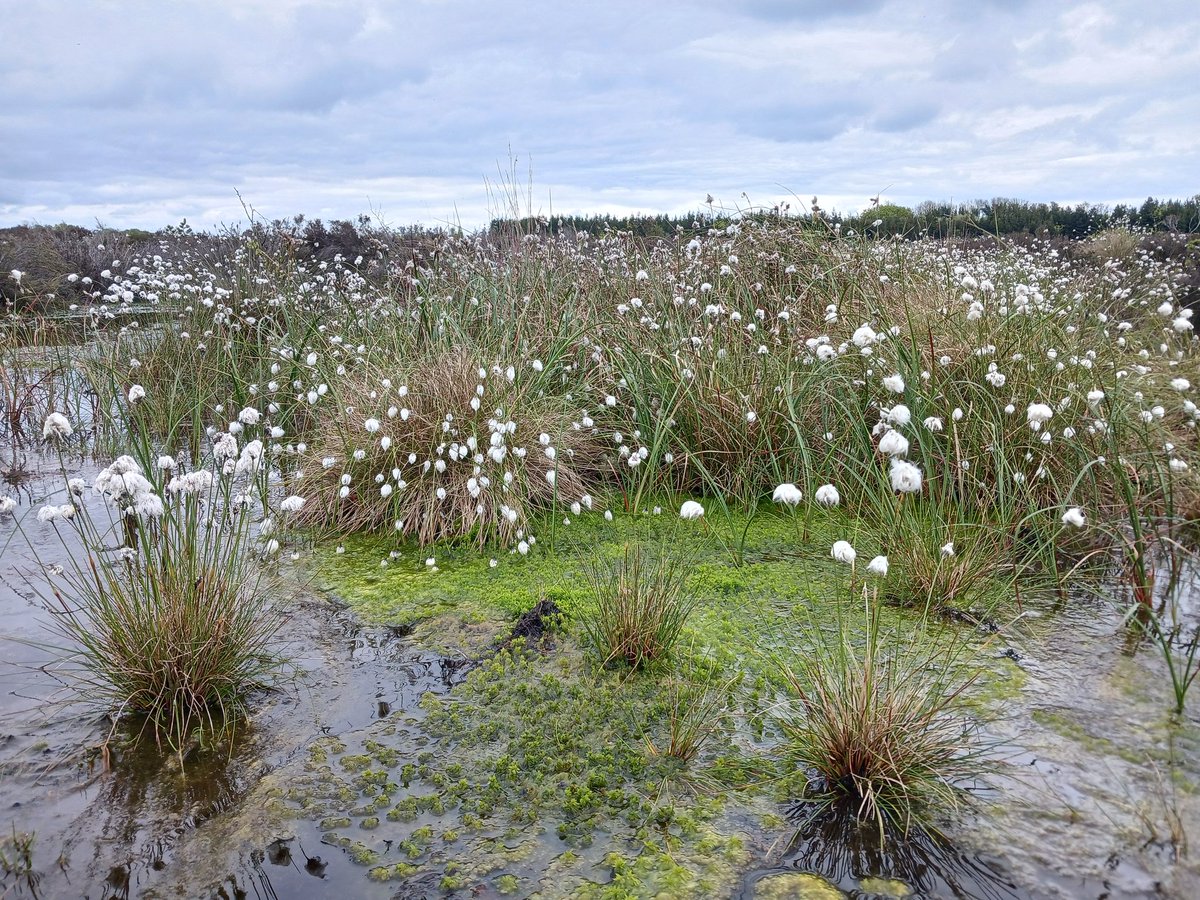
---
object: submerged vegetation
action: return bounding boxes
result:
[3,203,1200,896]
[0,827,37,893]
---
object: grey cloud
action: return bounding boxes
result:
[871,103,939,134]
[1,0,1197,230]
[724,97,869,143]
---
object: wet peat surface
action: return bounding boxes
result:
[0,459,470,899]
[3,460,1200,899]
[2,581,468,899]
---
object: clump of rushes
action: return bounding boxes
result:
[778,597,987,833]
[883,514,1009,612]
[646,671,736,764]
[297,350,606,547]
[39,420,285,753]
[580,542,698,670]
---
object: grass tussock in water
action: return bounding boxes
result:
[37,432,286,753]
[645,672,736,764]
[779,595,987,832]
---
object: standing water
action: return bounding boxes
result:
[4,460,1197,899]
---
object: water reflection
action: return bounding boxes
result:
[192,839,332,900]
[744,801,1025,900]
[71,720,264,900]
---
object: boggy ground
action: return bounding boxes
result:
[5,220,1200,899]
[106,508,1198,900]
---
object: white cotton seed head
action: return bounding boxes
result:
[815,484,840,507]
[878,430,910,457]
[831,541,856,564]
[889,458,923,493]
[773,483,803,506]
[1061,507,1086,527]
[1027,403,1053,429]
[42,413,73,441]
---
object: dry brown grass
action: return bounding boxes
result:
[779,598,986,831]
[298,350,608,545]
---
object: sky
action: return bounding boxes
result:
[1,0,1197,231]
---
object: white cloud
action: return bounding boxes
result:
[1,0,1197,230]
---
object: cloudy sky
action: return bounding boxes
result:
[1,0,1196,230]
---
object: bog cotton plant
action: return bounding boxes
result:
[33,413,285,752]
[815,484,840,507]
[889,460,923,494]
[831,540,856,565]
[12,214,1200,712]
[1061,507,1086,528]
[42,412,73,441]
[296,351,605,547]
[774,480,811,542]
[773,483,802,506]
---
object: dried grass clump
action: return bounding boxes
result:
[299,351,607,546]
[780,601,986,831]
[1078,228,1141,265]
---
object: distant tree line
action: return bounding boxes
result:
[5,196,1199,312]
[488,196,1200,241]
[860,196,1200,239]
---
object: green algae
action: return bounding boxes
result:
[309,504,875,632]
[320,834,380,866]
[278,502,1032,896]
[1031,707,1145,763]
[309,502,1013,682]
[271,636,780,898]
[961,653,1028,711]
[338,753,372,772]
[859,875,913,896]
[752,872,845,898]
[496,872,521,894]
[1030,706,1200,786]
[566,832,749,899]
[367,861,419,881]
